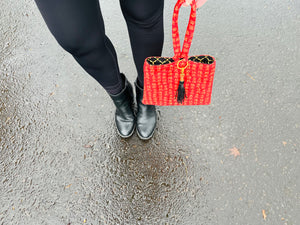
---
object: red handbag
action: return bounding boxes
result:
[142,0,216,106]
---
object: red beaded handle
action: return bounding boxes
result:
[172,0,197,61]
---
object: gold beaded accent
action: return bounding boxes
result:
[189,55,214,64]
[146,55,214,65]
[146,57,175,65]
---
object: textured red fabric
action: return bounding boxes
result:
[142,0,216,106]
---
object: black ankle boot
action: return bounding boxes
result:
[108,74,136,138]
[135,81,157,140]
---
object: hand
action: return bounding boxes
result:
[183,0,208,9]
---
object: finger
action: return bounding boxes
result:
[183,0,192,7]
[196,0,208,8]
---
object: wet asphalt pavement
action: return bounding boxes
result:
[1,0,300,224]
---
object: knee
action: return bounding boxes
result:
[121,1,164,28]
[55,30,106,57]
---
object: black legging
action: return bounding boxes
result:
[34,0,164,94]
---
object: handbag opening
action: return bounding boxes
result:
[146,55,214,65]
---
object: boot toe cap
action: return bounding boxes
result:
[136,121,156,140]
[115,119,136,138]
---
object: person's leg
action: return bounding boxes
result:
[119,0,164,140]
[34,0,124,95]
[34,0,136,138]
[119,0,164,87]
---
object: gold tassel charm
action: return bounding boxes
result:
[175,60,188,103]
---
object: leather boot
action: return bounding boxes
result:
[108,74,136,138]
[135,81,157,140]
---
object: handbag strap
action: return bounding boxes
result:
[172,0,197,61]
